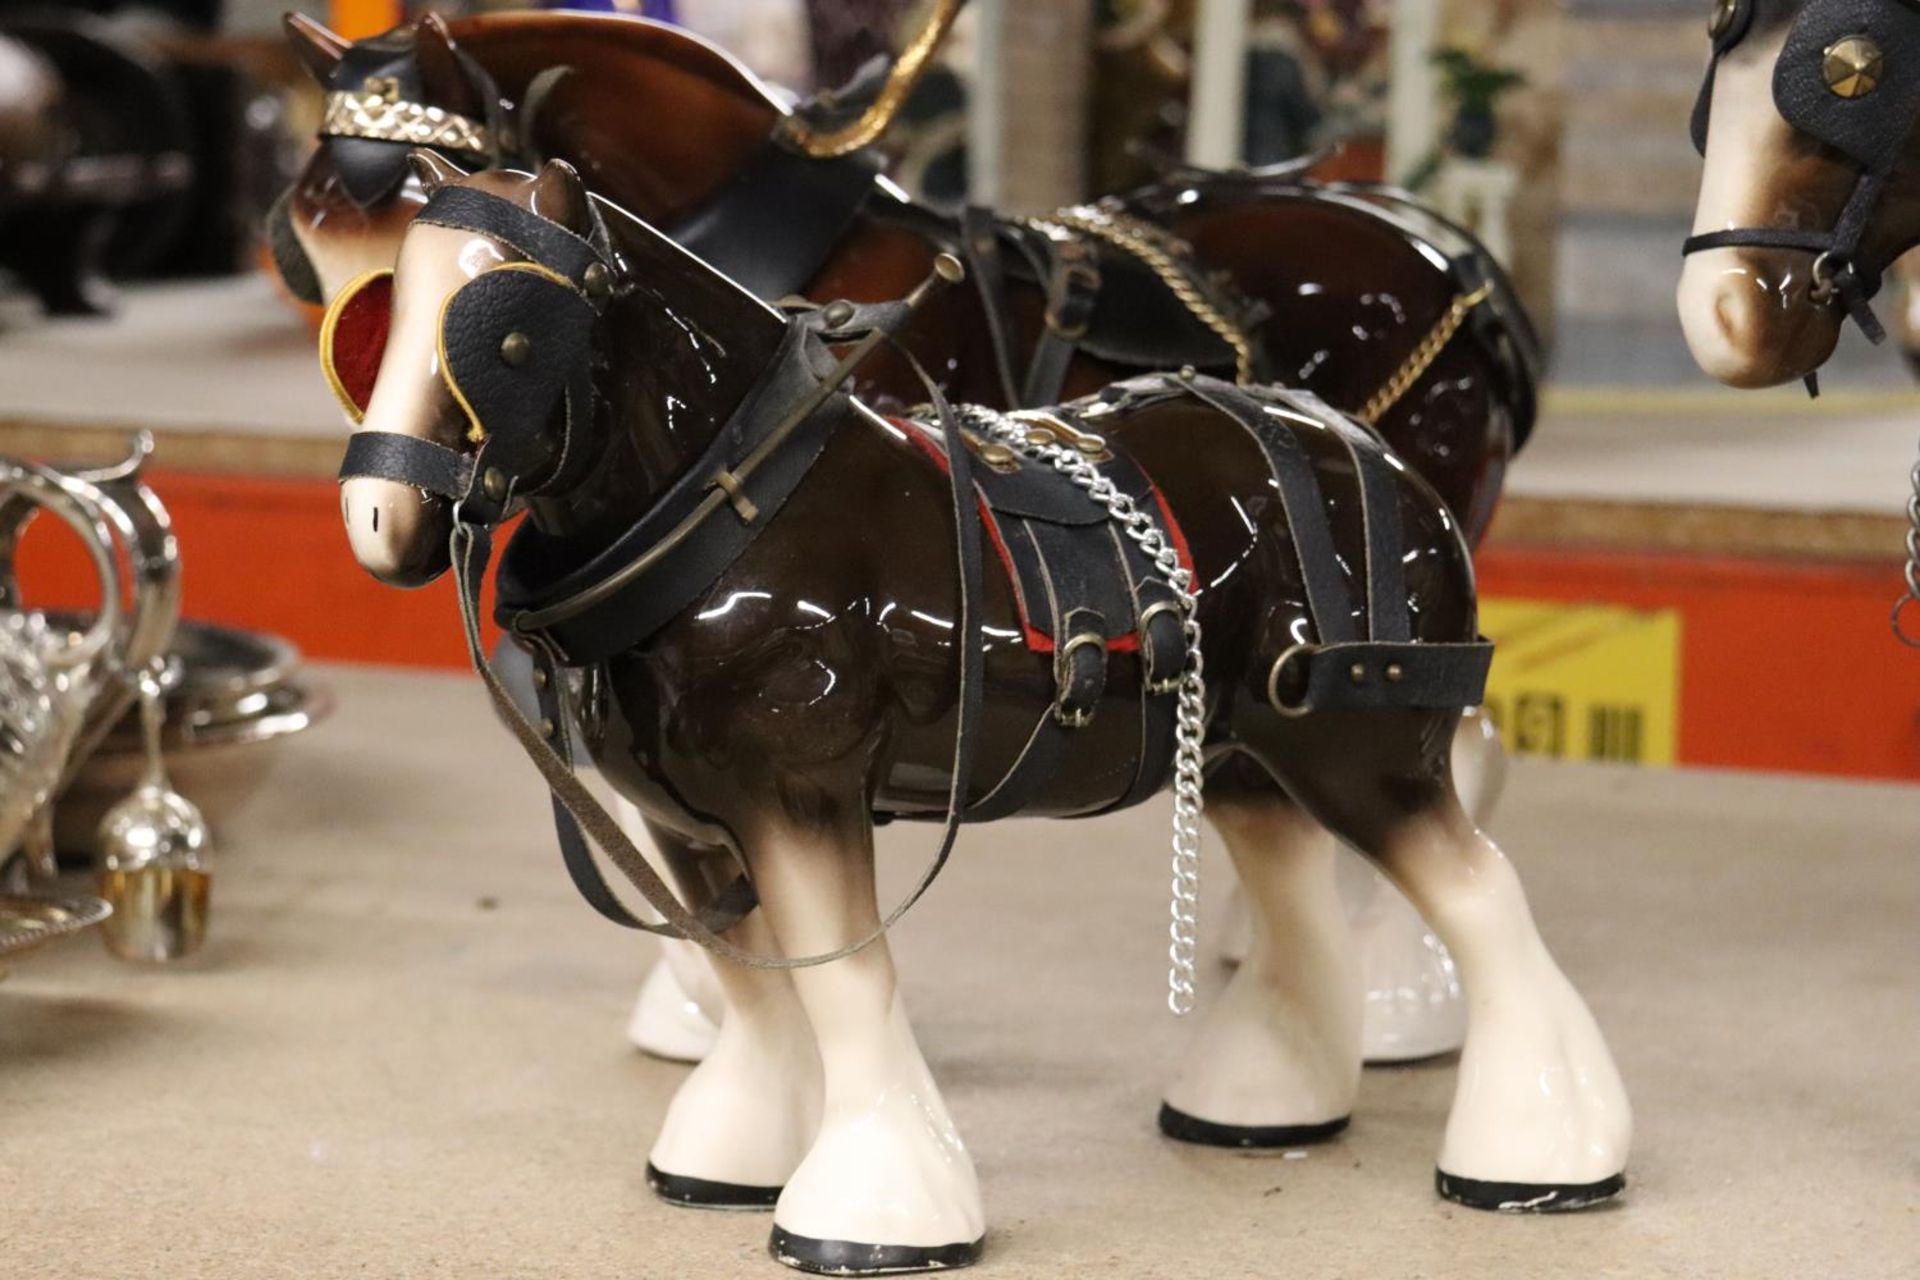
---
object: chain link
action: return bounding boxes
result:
[1895,431,1920,648]
[958,405,1209,1015]
[1021,206,1256,387]
[1359,284,1494,426]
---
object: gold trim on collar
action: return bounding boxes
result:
[322,87,492,156]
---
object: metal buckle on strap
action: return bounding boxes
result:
[1044,260,1100,340]
[1266,643,1317,719]
[1053,631,1105,728]
[1137,598,1185,694]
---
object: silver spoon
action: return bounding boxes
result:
[97,659,210,962]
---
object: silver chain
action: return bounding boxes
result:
[1897,431,1920,648]
[957,405,1209,1015]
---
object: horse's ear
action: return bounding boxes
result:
[415,13,485,119]
[530,159,592,236]
[409,148,469,195]
[284,12,348,83]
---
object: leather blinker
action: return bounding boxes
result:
[319,269,395,421]
[439,262,600,493]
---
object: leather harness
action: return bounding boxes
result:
[1686,0,1920,347]
[330,184,1492,968]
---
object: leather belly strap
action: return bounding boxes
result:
[899,412,1191,820]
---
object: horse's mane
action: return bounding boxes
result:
[445,13,785,227]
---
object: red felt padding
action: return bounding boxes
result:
[893,418,1194,655]
[325,274,393,416]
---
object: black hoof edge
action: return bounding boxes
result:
[769,1225,983,1275]
[1435,1168,1626,1213]
[646,1161,782,1211]
[1157,1102,1351,1150]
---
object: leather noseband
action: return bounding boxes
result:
[334,184,616,526]
[1685,0,1920,345]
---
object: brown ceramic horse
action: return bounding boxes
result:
[1680,0,1920,386]
[332,156,1629,1274]
[279,10,1535,545]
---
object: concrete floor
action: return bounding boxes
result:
[3,666,1916,1278]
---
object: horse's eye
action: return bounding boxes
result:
[1709,0,1737,39]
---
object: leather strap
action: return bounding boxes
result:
[958,206,1023,407]
[447,354,983,968]
[416,185,611,289]
[667,138,881,300]
[1179,377,1358,644]
[339,430,474,501]
[1023,238,1100,407]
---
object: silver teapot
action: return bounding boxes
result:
[0,437,180,884]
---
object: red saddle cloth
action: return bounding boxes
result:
[888,414,1193,656]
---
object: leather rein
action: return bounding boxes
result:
[336,184,990,969]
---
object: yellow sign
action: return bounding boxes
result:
[1479,600,1682,766]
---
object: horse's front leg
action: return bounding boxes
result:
[744,807,985,1274]
[645,822,823,1208]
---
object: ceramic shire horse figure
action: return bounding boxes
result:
[1680,0,1920,386]
[330,156,1630,1272]
[276,10,1538,548]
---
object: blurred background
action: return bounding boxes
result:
[0,0,1913,787]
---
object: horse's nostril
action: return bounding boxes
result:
[372,506,380,534]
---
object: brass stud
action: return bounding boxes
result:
[500,331,532,366]
[531,668,549,690]
[1708,0,1737,39]
[979,443,1019,470]
[1385,663,1404,683]
[481,467,509,502]
[932,252,966,284]
[1179,365,1197,381]
[821,299,856,328]
[1824,35,1884,99]
[1349,663,1367,685]
[1074,437,1106,456]
[1025,429,1054,448]
[539,718,556,740]
[583,262,613,301]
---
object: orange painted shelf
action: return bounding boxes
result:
[21,468,1920,782]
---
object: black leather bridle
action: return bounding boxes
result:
[1685,0,1920,348]
[332,183,991,969]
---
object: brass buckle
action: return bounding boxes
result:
[1053,631,1105,728]
[1044,260,1100,340]
[1136,598,1185,694]
[1265,643,1318,719]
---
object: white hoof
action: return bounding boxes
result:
[649,1005,820,1202]
[1339,854,1466,1062]
[773,999,982,1258]
[1437,969,1632,1197]
[627,960,721,1063]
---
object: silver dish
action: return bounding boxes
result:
[0,891,112,961]
[50,621,331,854]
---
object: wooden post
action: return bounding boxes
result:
[1186,0,1249,168]
[1386,0,1440,184]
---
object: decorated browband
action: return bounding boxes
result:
[321,75,492,158]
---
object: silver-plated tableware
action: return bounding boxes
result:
[96,659,210,963]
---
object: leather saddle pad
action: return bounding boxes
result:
[894,417,1190,656]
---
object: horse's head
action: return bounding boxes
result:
[330,154,611,587]
[1680,0,1920,387]
[272,13,507,305]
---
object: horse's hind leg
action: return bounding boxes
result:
[644,822,823,1209]
[743,809,984,1273]
[1161,757,1363,1145]
[1251,706,1631,1211]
